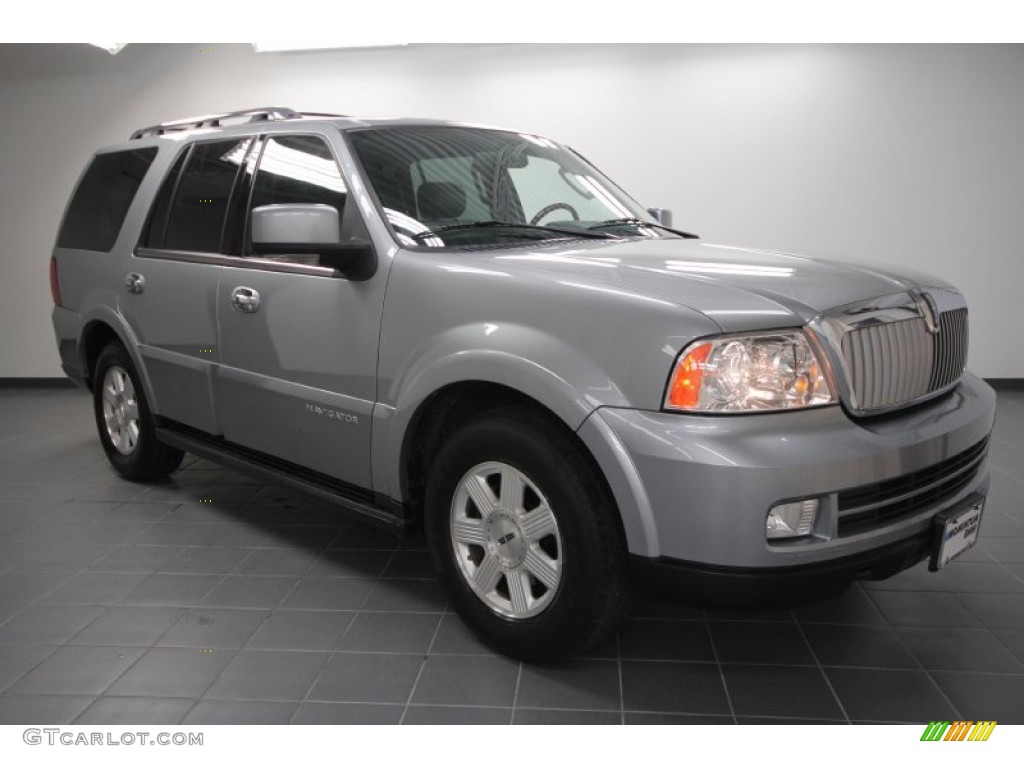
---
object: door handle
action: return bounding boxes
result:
[230,286,261,313]
[124,272,145,295]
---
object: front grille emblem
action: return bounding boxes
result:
[912,290,941,335]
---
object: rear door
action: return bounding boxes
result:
[213,133,383,490]
[129,137,256,433]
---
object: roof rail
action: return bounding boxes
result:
[129,107,347,140]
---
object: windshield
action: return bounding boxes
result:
[348,125,682,248]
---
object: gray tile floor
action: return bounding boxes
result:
[0,384,1022,725]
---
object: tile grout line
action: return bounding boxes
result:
[793,617,851,724]
[397,555,446,725]
[4,636,1024,671]
[850,582,989,714]
[92,593,242,723]
[885,591,965,721]
[0,645,63,697]
[702,619,737,725]
[919,667,964,721]
[86,544,271,723]
[509,658,524,726]
[398,623,444,725]
[176,542,305,725]
[987,551,1024,589]
[988,629,1024,671]
[289,540,402,724]
[0,568,83,633]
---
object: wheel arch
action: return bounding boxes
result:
[389,378,658,556]
[397,380,549,517]
[77,308,159,414]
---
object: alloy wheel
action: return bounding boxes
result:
[450,461,563,619]
[101,365,140,455]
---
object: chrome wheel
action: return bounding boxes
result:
[101,365,140,455]
[450,461,563,619]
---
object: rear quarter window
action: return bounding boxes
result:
[57,148,158,251]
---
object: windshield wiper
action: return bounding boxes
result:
[411,220,616,242]
[588,218,699,239]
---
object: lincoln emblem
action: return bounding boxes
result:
[912,290,941,335]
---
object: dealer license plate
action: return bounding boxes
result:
[929,497,984,571]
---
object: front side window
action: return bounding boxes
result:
[161,138,253,253]
[57,148,157,252]
[348,126,674,248]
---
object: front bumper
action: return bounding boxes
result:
[629,528,934,608]
[587,373,996,573]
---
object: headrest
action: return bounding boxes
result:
[416,181,467,220]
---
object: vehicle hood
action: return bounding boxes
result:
[489,238,956,332]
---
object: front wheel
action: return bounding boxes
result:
[425,408,631,660]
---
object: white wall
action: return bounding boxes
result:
[1,43,1021,377]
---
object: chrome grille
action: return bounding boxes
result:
[929,308,969,391]
[840,308,968,412]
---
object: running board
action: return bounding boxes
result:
[155,424,406,533]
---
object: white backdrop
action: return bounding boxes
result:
[0,43,1020,377]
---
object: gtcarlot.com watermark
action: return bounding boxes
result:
[23,729,203,747]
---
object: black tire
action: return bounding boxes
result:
[92,342,184,481]
[425,406,631,660]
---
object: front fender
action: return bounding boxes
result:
[392,323,631,427]
[373,323,631,502]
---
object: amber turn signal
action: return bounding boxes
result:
[666,341,713,409]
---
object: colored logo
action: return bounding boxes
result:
[921,721,996,742]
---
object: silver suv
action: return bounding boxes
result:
[50,107,996,659]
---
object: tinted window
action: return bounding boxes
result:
[222,137,262,255]
[57,148,157,251]
[163,138,252,253]
[246,136,347,259]
[140,148,188,248]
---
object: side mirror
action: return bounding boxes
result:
[647,207,673,228]
[251,204,375,276]
[252,203,340,250]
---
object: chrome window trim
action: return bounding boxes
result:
[133,246,339,278]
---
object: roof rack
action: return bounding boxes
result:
[129,107,347,140]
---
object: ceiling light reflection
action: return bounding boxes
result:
[665,260,793,278]
[558,281,675,306]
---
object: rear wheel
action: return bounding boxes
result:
[93,342,184,480]
[425,407,631,660]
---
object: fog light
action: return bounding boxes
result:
[766,499,818,539]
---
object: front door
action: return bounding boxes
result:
[214,134,384,490]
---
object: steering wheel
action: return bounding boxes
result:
[529,202,580,225]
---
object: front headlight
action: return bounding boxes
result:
[664,330,836,412]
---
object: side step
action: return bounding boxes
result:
[155,424,406,534]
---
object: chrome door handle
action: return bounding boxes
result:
[230,286,261,313]
[124,272,145,294]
